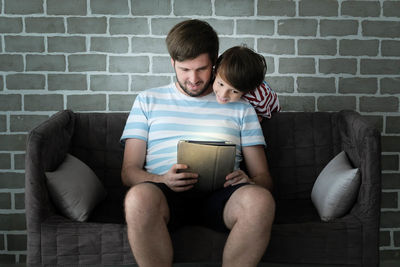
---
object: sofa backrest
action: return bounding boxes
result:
[261,112,342,201]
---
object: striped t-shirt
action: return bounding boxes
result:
[121,83,266,175]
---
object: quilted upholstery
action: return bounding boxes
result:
[25,110,381,266]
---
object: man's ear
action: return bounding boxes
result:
[170,58,175,67]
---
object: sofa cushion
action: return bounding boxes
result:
[45,153,107,222]
[311,151,360,221]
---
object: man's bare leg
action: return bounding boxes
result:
[124,183,173,267]
[222,185,275,267]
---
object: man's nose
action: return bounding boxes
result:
[189,71,199,83]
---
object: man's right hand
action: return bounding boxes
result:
[162,164,198,192]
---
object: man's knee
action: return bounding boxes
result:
[124,183,169,224]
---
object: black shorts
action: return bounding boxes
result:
[145,182,249,233]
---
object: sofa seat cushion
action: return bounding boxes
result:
[274,198,320,224]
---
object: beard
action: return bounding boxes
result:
[175,75,213,97]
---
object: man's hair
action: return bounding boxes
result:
[215,46,267,93]
[166,19,219,64]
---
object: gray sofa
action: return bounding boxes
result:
[25,109,381,266]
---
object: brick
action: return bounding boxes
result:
[382,173,400,190]
[298,39,337,56]
[47,0,86,15]
[299,0,338,17]
[339,78,377,94]
[382,136,400,153]
[361,59,400,75]
[6,74,45,90]
[0,172,25,187]
[90,75,129,91]
[7,234,27,251]
[131,0,171,15]
[109,56,149,73]
[14,153,26,170]
[0,17,23,33]
[341,1,380,17]
[0,214,26,230]
[91,0,129,15]
[340,39,378,56]
[278,95,315,111]
[26,55,66,72]
[387,116,400,134]
[131,75,171,91]
[381,78,400,95]
[174,0,211,16]
[0,254,16,264]
[395,232,400,247]
[0,193,11,208]
[10,115,49,132]
[0,234,3,250]
[258,0,295,16]
[109,94,136,111]
[381,211,400,228]
[25,17,65,33]
[317,96,356,111]
[48,36,86,53]
[362,21,400,38]
[0,153,11,169]
[319,58,357,74]
[279,58,315,74]
[360,96,398,112]
[383,1,400,17]
[215,0,254,16]
[265,57,275,74]
[297,77,335,93]
[4,36,44,52]
[151,18,187,35]
[109,18,149,35]
[152,56,174,74]
[48,74,87,91]
[382,154,399,171]
[219,37,255,54]
[380,231,391,247]
[132,37,168,54]
[320,20,358,37]
[4,0,43,14]
[266,77,294,93]
[91,37,129,53]
[0,95,21,111]
[382,40,400,57]
[236,20,274,35]
[204,19,234,35]
[68,54,106,72]
[278,19,317,36]
[67,94,106,111]
[382,192,398,209]
[0,76,3,91]
[15,193,25,209]
[67,17,107,34]
[0,55,23,71]
[24,94,64,111]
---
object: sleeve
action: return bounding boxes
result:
[240,105,266,147]
[242,81,281,118]
[120,93,149,143]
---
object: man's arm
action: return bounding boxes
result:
[224,145,273,191]
[121,138,198,191]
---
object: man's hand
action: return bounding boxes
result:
[162,164,198,192]
[224,169,254,187]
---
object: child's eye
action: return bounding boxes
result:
[232,90,240,94]
[218,82,224,86]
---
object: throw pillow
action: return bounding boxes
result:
[311,151,360,222]
[45,153,107,222]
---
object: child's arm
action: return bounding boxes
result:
[242,81,281,119]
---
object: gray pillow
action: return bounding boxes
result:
[311,151,360,222]
[45,153,107,222]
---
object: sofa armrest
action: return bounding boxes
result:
[25,110,75,232]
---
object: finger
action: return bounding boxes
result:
[172,164,188,173]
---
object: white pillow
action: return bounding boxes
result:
[311,151,360,222]
[45,154,107,222]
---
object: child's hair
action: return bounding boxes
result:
[214,46,267,93]
[166,19,219,64]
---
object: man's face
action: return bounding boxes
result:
[172,53,213,97]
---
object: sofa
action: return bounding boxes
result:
[25,109,381,266]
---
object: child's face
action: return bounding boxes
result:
[212,74,244,104]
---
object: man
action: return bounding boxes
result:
[121,19,275,267]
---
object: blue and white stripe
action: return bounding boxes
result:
[121,83,266,175]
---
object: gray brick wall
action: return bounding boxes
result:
[0,0,399,264]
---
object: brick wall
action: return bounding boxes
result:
[0,0,399,264]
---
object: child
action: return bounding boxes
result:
[213,46,280,120]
